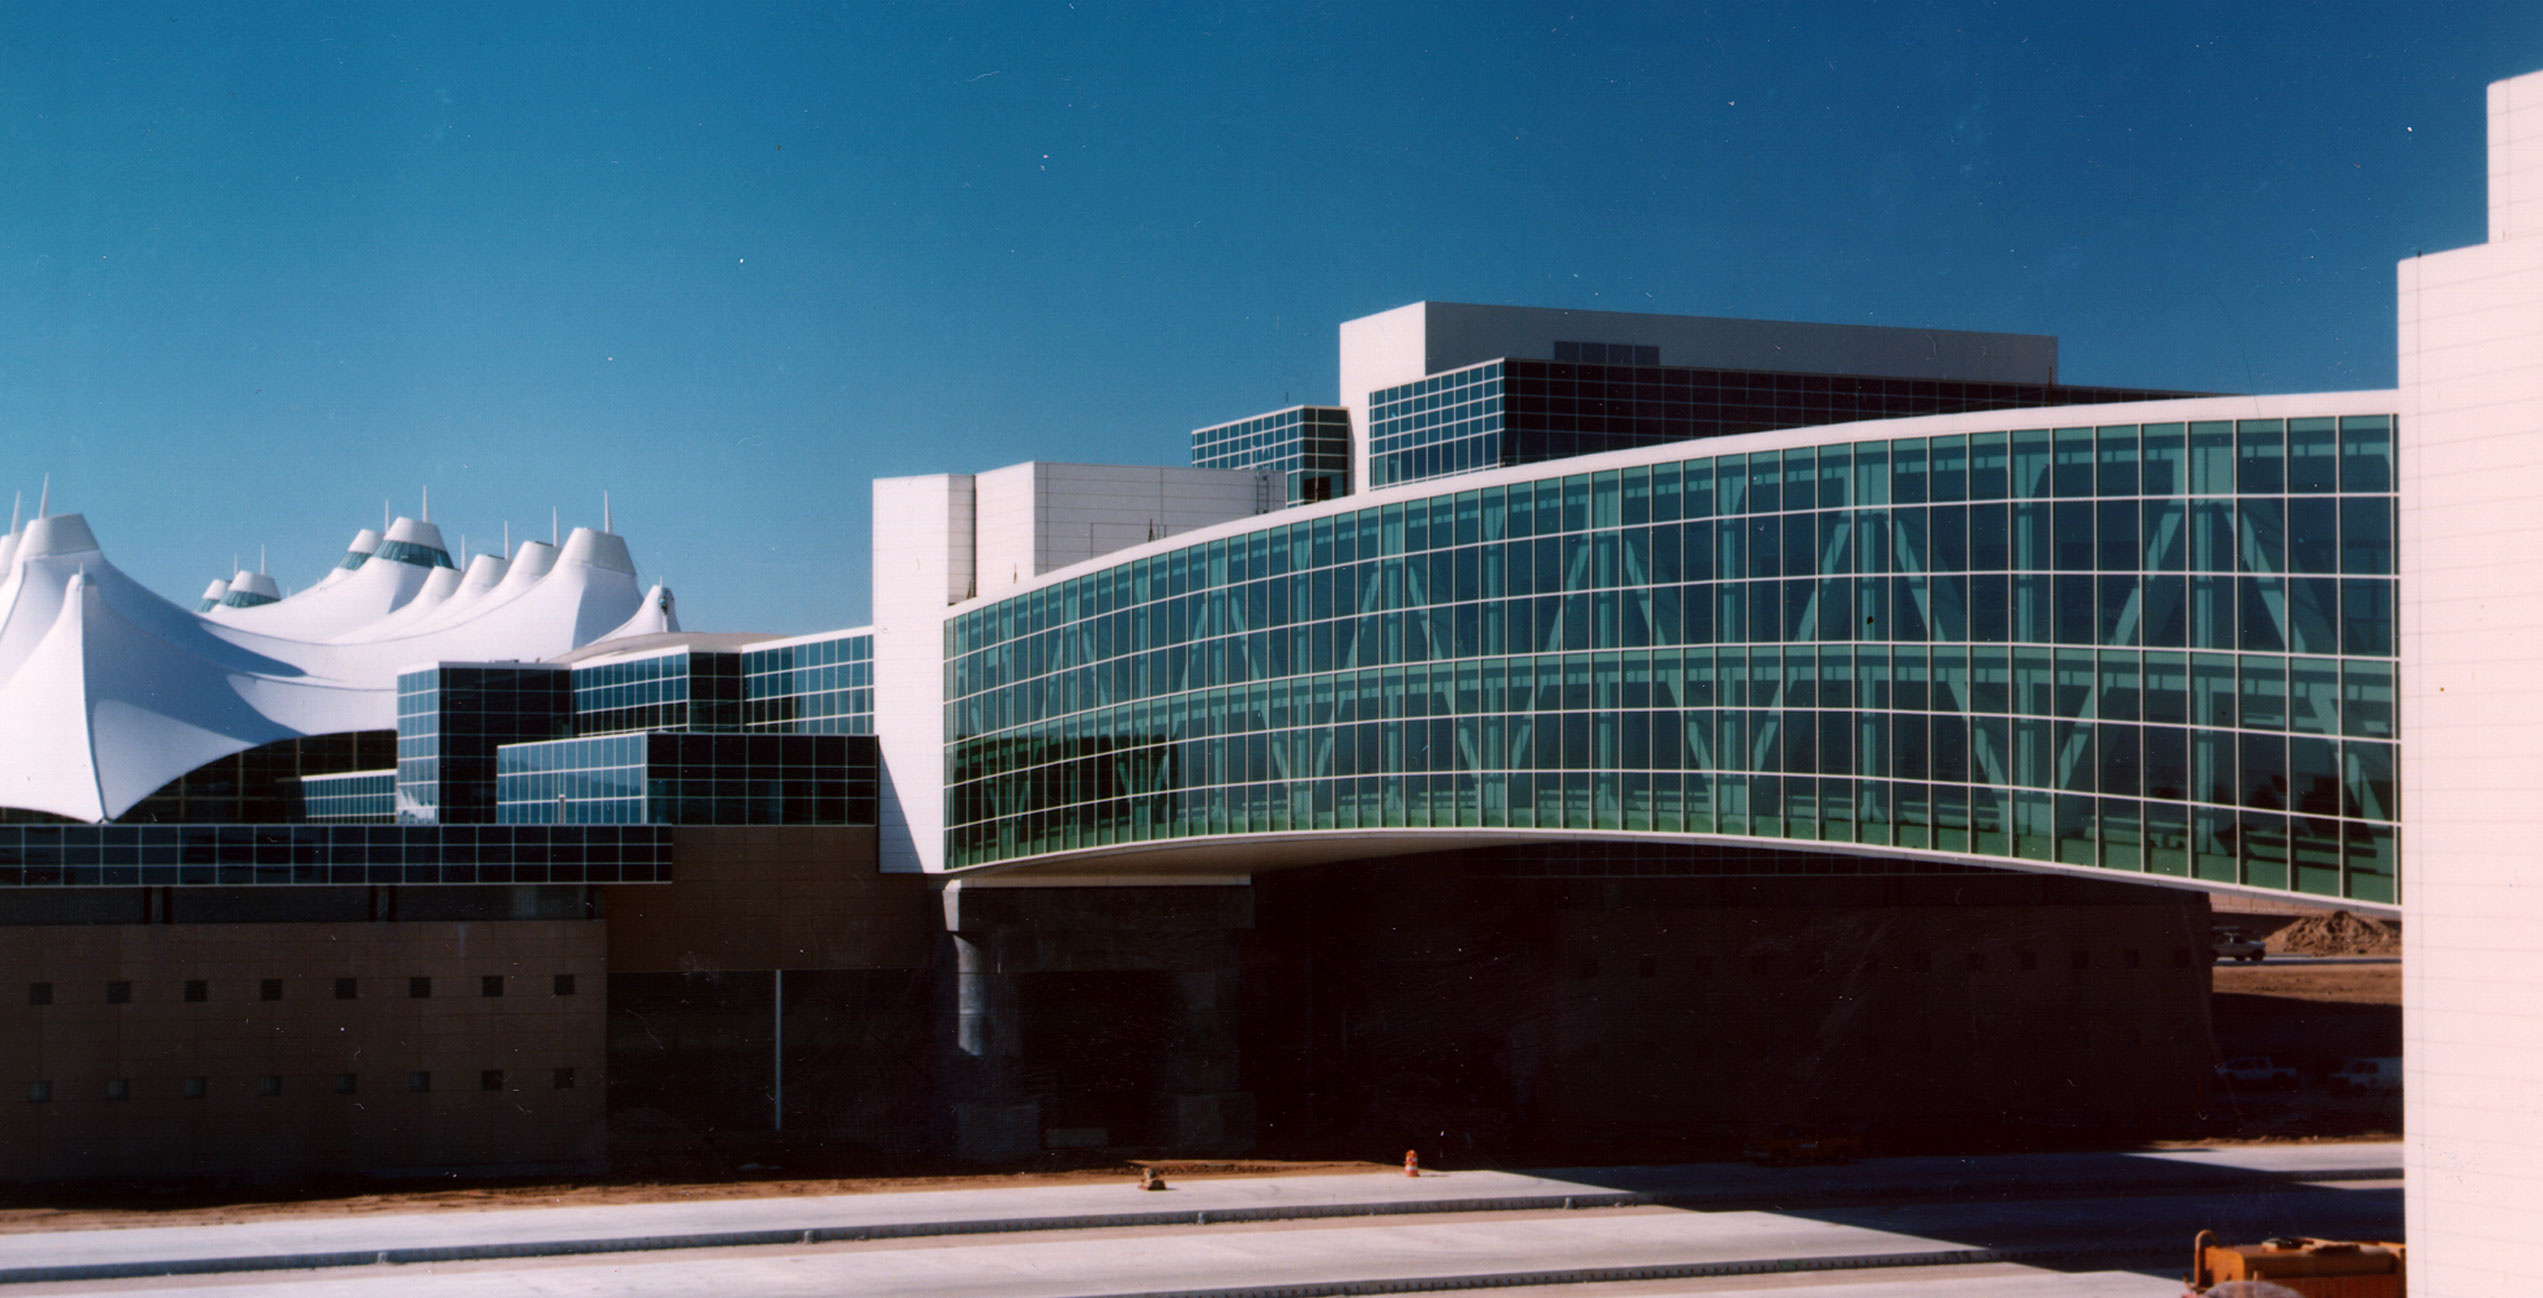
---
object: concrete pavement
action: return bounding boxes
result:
[0,1206,2227,1298]
[0,1142,2398,1287]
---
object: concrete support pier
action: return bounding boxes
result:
[940,881,1257,1160]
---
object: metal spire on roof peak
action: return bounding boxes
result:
[551,507,559,546]
[259,545,267,575]
[603,491,612,533]
[9,492,20,535]
[36,475,49,519]
[421,485,430,524]
[503,521,511,557]
[384,498,391,531]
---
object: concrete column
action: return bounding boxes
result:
[941,881,1258,1159]
[952,932,1019,1068]
[1161,968,1255,1153]
[946,927,1038,1162]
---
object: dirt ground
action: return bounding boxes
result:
[2212,960,2397,1006]
[0,959,2400,1234]
[2199,958,2401,1145]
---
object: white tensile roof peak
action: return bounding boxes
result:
[0,505,655,822]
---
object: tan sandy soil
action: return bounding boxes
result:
[2197,957,2402,1146]
[2212,960,2397,1006]
[2265,911,2399,957]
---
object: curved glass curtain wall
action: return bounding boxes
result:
[945,416,2399,904]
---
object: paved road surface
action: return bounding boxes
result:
[16,1184,2397,1297]
[0,1145,2399,1297]
[0,1142,2398,1278]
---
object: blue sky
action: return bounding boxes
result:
[4,2,2539,633]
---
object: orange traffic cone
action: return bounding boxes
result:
[1404,1148,1419,1177]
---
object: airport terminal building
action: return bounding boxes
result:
[4,63,2541,1295]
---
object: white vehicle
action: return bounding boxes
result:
[2212,928,2267,963]
[2329,1057,2402,1092]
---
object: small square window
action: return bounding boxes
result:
[552,974,576,997]
[182,1076,206,1099]
[184,980,208,1002]
[260,979,284,1002]
[104,1079,129,1102]
[406,1071,431,1093]
[335,978,358,1000]
[480,1069,505,1092]
[257,1075,282,1097]
[106,981,131,1005]
[409,977,432,1000]
[27,982,50,1006]
[481,975,504,998]
[552,1067,576,1090]
[333,1073,357,1095]
[26,1081,51,1103]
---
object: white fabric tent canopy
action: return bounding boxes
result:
[0,510,673,823]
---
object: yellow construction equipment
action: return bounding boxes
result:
[2187,1230,2405,1296]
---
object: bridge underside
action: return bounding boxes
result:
[938,840,2225,1162]
[946,828,2400,919]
